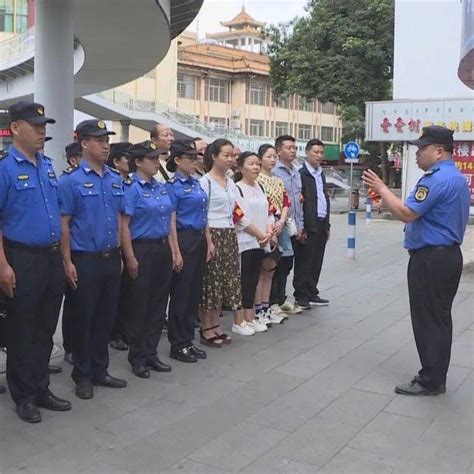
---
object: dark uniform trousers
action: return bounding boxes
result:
[168,230,207,349]
[4,240,64,404]
[408,245,463,388]
[123,239,172,367]
[62,285,74,354]
[293,220,328,302]
[70,250,121,383]
[111,273,129,343]
[270,256,294,307]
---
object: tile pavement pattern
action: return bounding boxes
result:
[0,215,472,473]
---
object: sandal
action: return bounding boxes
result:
[199,326,223,348]
[216,332,232,345]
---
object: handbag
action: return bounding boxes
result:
[285,217,297,237]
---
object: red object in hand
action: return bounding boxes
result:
[368,189,381,204]
[233,204,245,224]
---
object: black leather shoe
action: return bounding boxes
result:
[146,357,172,372]
[132,365,150,379]
[296,300,311,310]
[93,374,127,388]
[309,296,329,306]
[110,338,128,351]
[0,384,6,394]
[37,392,71,411]
[75,380,94,400]
[17,402,41,423]
[395,380,446,396]
[188,344,207,360]
[48,364,62,374]
[170,346,197,363]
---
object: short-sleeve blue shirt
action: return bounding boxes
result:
[165,172,208,231]
[123,173,174,240]
[58,159,124,252]
[0,146,61,246]
[404,158,470,250]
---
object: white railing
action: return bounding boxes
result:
[0,28,35,67]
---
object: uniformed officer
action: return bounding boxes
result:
[165,140,213,363]
[363,126,470,396]
[121,140,176,378]
[107,141,133,352]
[61,141,82,366]
[59,119,127,400]
[0,101,71,422]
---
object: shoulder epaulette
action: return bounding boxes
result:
[124,177,133,185]
[168,177,176,184]
[0,150,8,160]
[63,165,79,174]
[424,168,440,177]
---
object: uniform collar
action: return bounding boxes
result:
[80,159,110,176]
[132,172,157,187]
[9,145,44,164]
[175,171,194,183]
[426,157,454,174]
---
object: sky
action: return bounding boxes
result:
[188,0,309,38]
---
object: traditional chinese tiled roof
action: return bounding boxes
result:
[221,6,265,29]
[206,27,264,40]
[178,43,270,75]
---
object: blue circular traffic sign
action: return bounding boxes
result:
[343,141,360,160]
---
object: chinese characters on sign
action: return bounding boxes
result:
[381,119,473,134]
[453,142,474,204]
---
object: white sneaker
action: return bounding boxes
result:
[280,301,303,314]
[270,305,288,320]
[232,321,255,336]
[265,308,284,324]
[256,312,272,327]
[247,319,268,333]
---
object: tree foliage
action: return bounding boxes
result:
[266,0,394,142]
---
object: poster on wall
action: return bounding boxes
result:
[453,141,474,204]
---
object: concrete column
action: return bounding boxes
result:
[34,0,74,173]
[120,120,131,142]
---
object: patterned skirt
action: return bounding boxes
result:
[201,228,242,312]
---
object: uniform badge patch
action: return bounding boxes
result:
[112,182,122,189]
[97,121,106,129]
[48,170,56,178]
[37,107,44,115]
[17,174,29,180]
[184,187,192,193]
[415,186,429,202]
[161,190,168,195]
[83,182,94,188]
[143,192,151,198]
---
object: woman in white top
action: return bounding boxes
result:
[233,152,274,335]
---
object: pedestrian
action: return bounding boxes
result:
[293,138,331,309]
[193,137,207,178]
[59,119,127,400]
[0,101,71,423]
[362,126,470,395]
[120,140,176,378]
[150,123,175,183]
[61,141,83,366]
[255,144,289,324]
[271,135,305,314]
[107,141,133,352]
[165,139,213,363]
[199,139,241,344]
[233,151,274,335]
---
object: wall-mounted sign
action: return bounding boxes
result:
[454,141,474,203]
[365,98,474,142]
[0,128,12,137]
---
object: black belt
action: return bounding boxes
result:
[71,247,121,259]
[4,238,60,255]
[132,238,168,245]
[408,244,459,256]
[177,229,205,235]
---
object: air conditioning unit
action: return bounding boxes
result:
[232,110,240,118]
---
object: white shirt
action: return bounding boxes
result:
[200,173,250,229]
[235,181,273,253]
[304,161,327,218]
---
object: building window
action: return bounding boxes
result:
[298,124,312,141]
[321,126,334,142]
[205,78,229,103]
[177,73,200,100]
[248,80,266,106]
[274,95,290,109]
[321,102,336,114]
[207,116,228,132]
[249,119,264,137]
[275,122,289,137]
[0,0,28,33]
[298,97,313,112]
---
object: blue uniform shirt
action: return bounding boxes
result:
[123,173,174,240]
[404,158,470,250]
[0,146,61,246]
[166,172,208,231]
[58,159,124,252]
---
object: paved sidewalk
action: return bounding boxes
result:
[0,215,473,473]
